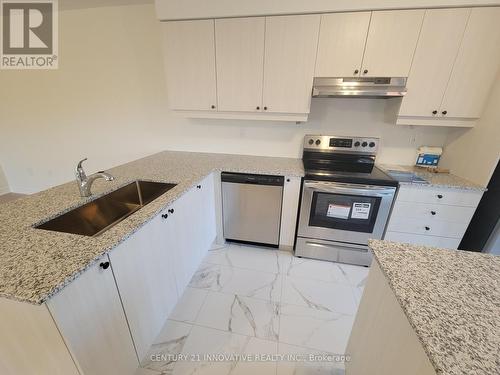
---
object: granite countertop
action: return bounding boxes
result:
[0,150,304,305]
[378,164,485,191]
[369,239,500,375]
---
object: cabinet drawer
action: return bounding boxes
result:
[396,185,482,207]
[387,217,468,238]
[390,201,476,223]
[384,231,460,249]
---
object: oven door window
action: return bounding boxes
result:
[309,192,381,233]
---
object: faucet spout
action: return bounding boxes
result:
[94,171,114,182]
[75,159,114,197]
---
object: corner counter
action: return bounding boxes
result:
[346,240,500,375]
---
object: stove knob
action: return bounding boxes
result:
[308,139,314,145]
[315,139,321,145]
[369,142,376,148]
[361,141,368,147]
[354,141,360,147]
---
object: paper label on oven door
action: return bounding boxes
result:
[327,203,351,219]
[351,203,371,220]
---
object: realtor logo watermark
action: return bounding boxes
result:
[1,0,58,69]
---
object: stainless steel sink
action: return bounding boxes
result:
[35,180,177,237]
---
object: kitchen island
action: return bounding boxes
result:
[0,150,304,375]
[347,239,500,375]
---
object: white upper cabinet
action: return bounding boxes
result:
[314,10,423,78]
[315,12,371,77]
[262,15,320,114]
[399,9,470,117]
[215,18,265,112]
[361,10,424,77]
[162,20,217,111]
[439,7,500,118]
[161,7,500,123]
[398,7,500,126]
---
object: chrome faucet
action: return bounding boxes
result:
[76,158,114,197]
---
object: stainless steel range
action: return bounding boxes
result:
[295,135,398,266]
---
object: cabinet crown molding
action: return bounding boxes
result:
[156,0,500,21]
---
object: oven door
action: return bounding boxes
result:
[298,180,396,245]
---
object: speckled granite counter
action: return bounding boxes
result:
[369,239,500,375]
[378,164,485,191]
[0,151,304,305]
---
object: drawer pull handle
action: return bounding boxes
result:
[161,213,168,219]
[425,226,430,231]
[430,211,436,215]
[168,209,174,214]
[99,261,110,270]
[437,194,443,199]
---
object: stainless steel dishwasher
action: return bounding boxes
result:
[221,172,284,247]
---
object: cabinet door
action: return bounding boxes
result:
[361,10,424,77]
[440,7,500,118]
[47,257,138,375]
[108,215,178,360]
[162,20,217,111]
[169,189,204,294]
[279,176,302,250]
[215,18,265,112]
[262,15,320,114]
[399,9,470,117]
[199,173,217,257]
[315,12,371,77]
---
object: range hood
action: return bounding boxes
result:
[312,77,407,98]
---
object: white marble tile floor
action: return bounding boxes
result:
[135,243,369,375]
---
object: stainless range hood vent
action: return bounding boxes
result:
[312,77,407,98]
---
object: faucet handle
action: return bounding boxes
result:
[77,158,88,169]
[76,158,88,180]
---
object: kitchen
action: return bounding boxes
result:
[0,1,499,375]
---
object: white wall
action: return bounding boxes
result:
[0,165,9,195]
[440,71,500,187]
[0,2,453,193]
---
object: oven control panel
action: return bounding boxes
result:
[304,135,379,154]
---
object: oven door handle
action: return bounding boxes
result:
[304,181,396,197]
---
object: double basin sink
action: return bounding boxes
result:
[36,181,177,237]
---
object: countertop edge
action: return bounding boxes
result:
[369,249,442,375]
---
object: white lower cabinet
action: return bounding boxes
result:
[108,214,179,360]
[385,185,483,249]
[0,174,219,375]
[46,256,139,375]
[197,173,217,259]
[170,174,217,293]
[110,174,217,361]
[279,176,302,251]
